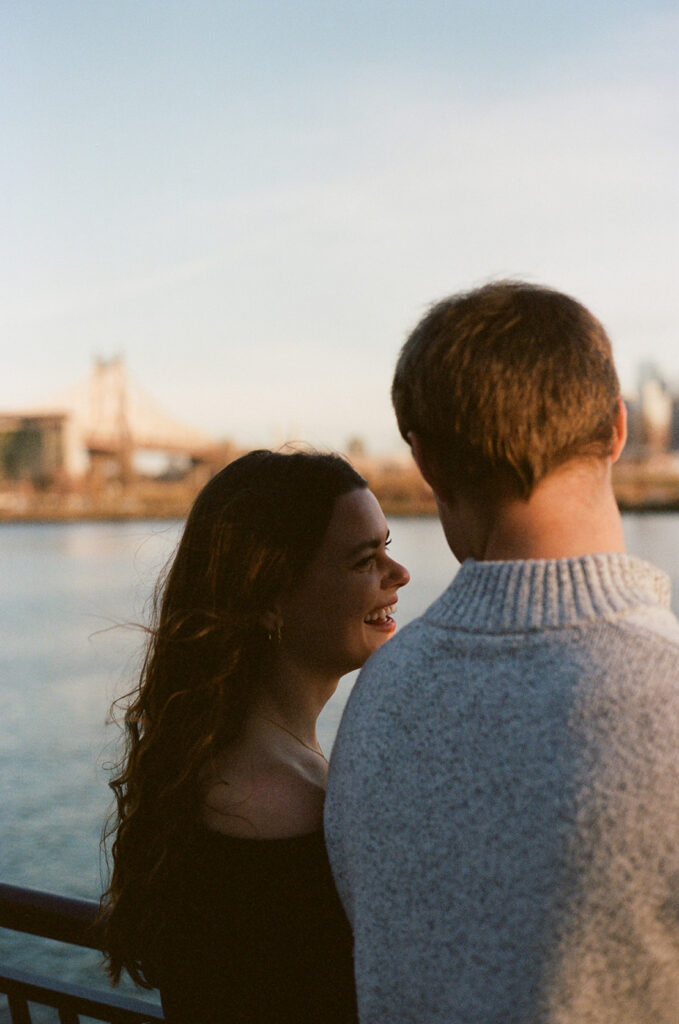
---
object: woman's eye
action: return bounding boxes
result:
[354,537,391,569]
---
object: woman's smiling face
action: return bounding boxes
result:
[276,487,410,680]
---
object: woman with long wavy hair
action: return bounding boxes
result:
[101,449,409,1023]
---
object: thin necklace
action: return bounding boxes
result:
[258,715,328,764]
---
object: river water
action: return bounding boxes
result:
[2,513,679,1014]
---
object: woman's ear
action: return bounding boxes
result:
[260,607,283,633]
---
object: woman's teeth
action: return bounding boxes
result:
[364,604,396,624]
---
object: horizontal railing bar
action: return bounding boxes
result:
[0,882,101,949]
[0,882,165,1022]
[0,964,164,1022]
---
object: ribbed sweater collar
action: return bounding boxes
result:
[428,553,671,633]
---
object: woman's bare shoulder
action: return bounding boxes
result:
[202,750,325,839]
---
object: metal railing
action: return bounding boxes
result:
[0,882,164,1023]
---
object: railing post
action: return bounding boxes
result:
[58,1009,81,1024]
[7,994,33,1024]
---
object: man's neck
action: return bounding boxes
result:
[443,460,626,562]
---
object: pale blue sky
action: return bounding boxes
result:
[2,0,677,451]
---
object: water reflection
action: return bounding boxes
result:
[1,513,678,900]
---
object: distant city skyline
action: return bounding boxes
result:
[8,351,679,457]
[2,0,677,453]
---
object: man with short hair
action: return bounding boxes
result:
[325,281,679,1023]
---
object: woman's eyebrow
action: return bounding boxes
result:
[347,530,390,558]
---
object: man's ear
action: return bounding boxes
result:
[407,432,440,491]
[611,397,628,465]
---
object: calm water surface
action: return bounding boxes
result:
[1,514,679,1011]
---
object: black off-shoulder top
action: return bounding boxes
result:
[157,828,357,1024]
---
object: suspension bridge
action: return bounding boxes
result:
[1,358,218,483]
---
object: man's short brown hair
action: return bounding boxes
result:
[392,281,621,500]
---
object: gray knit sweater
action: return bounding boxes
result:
[325,553,679,1024]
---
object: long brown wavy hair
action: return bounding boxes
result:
[101,449,366,987]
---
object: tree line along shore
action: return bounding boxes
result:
[2,454,679,522]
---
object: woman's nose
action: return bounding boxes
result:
[385,557,410,588]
